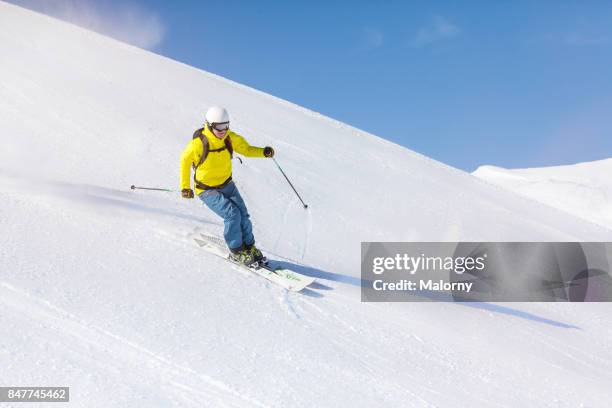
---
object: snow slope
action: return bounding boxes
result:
[1,2,612,407]
[474,158,612,230]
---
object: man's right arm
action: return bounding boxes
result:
[180,141,195,196]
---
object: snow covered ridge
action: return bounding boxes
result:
[2,2,612,407]
[473,158,612,230]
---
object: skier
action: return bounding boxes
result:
[180,106,274,265]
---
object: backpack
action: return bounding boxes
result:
[192,127,234,189]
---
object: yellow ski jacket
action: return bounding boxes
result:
[180,125,265,195]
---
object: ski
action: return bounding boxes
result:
[193,233,315,292]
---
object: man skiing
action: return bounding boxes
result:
[180,106,274,265]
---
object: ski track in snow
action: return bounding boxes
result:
[278,291,301,320]
[302,206,313,261]
[296,298,437,407]
[271,196,292,254]
[0,281,269,408]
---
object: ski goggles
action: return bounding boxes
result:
[210,122,230,132]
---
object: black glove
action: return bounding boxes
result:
[182,188,194,199]
[263,146,275,158]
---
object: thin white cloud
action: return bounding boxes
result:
[411,15,461,48]
[562,32,611,46]
[362,27,384,49]
[8,0,165,50]
[542,17,612,48]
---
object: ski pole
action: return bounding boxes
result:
[130,185,178,193]
[272,158,308,209]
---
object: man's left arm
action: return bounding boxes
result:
[229,132,274,158]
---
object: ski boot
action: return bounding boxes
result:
[228,247,255,266]
[245,243,265,263]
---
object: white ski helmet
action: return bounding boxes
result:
[205,106,230,124]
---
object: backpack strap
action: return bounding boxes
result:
[192,128,208,169]
[224,136,234,158]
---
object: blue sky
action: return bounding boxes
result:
[11,0,612,171]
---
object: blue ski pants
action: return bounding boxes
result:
[198,181,255,251]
